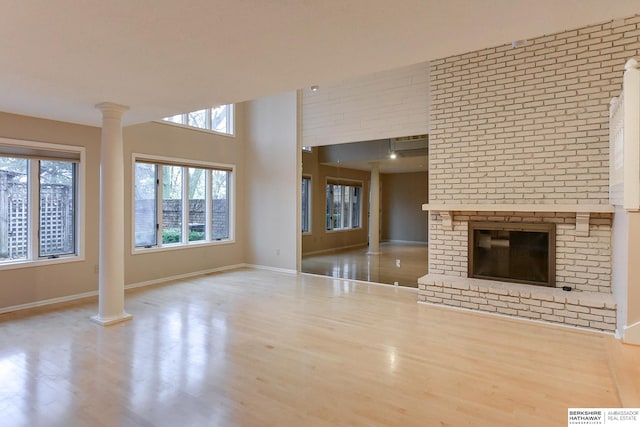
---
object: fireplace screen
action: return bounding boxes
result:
[468,222,555,287]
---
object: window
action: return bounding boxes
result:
[211,170,230,240]
[0,138,83,267]
[162,104,234,135]
[326,180,362,231]
[133,155,233,250]
[301,176,311,233]
[302,146,312,152]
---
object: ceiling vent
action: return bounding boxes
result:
[390,134,428,156]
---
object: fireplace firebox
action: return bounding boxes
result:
[468,222,556,287]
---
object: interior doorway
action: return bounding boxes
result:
[300,137,429,287]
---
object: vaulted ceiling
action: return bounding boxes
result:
[1,1,638,126]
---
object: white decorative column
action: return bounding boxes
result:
[91,102,132,326]
[368,162,381,254]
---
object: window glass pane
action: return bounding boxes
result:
[332,185,342,229]
[135,163,157,247]
[326,185,332,230]
[0,157,28,262]
[211,170,229,240]
[352,186,361,228]
[39,160,75,257]
[163,114,184,125]
[211,105,233,134]
[302,178,310,233]
[188,168,206,242]
[162,165,183,244]
[342,186,351,229]
[187,109,207,129]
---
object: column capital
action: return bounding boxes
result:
[95,102,129,119]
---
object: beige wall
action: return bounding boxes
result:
[627,213,640,338]
[122,110,247,285]
[244,92,298,270]
[381,172,428,243]
[613,207,640,343]
[0,112,101,309]
[0,93,301,311]
[301,148,370,255]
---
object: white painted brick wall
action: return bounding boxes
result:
[302,62,429,146]
[428,212,612,293]
[430,16,640,204]
[418,274,617,332]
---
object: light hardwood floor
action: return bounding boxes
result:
[302,242,428,287]
[0,268,634,427]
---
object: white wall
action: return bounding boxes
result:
[302,62,430,146]
[244,92,298,270]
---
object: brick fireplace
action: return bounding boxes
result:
[418,209,616,332]
[468,221,555,287]
[417,16,640,333]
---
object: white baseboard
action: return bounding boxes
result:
[0,290,99,315]
[125,263,246,290]
[243,263,297,275]
[0,264,247,316]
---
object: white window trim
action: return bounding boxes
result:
[302,175,312,235]
[0,137,86,271]
[157,105,235,137]
[131,153,236,255]
[325,177,364,233]
[155,120,236,138]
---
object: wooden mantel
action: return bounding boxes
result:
[421,203,615,237]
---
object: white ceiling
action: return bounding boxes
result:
[1,1,639,127]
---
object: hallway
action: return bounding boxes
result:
[301,242,428,287]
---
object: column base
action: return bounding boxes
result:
[90,312,133,326]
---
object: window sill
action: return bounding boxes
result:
[132,238,235,255]
[0,255,84,272]
[325,227,363,234]
[154,120,235,138]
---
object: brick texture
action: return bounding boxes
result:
[418,275,616,333]
[424,17,639,328]
[430,16,640,204]
[428,211,612,293]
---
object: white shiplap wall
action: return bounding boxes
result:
[302,61,429,146]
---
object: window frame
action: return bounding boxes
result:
[131,153,235,254]
[301,175,312,234]
[325,178,363,232]
[159,104,235,137]
[0,137,85,271]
